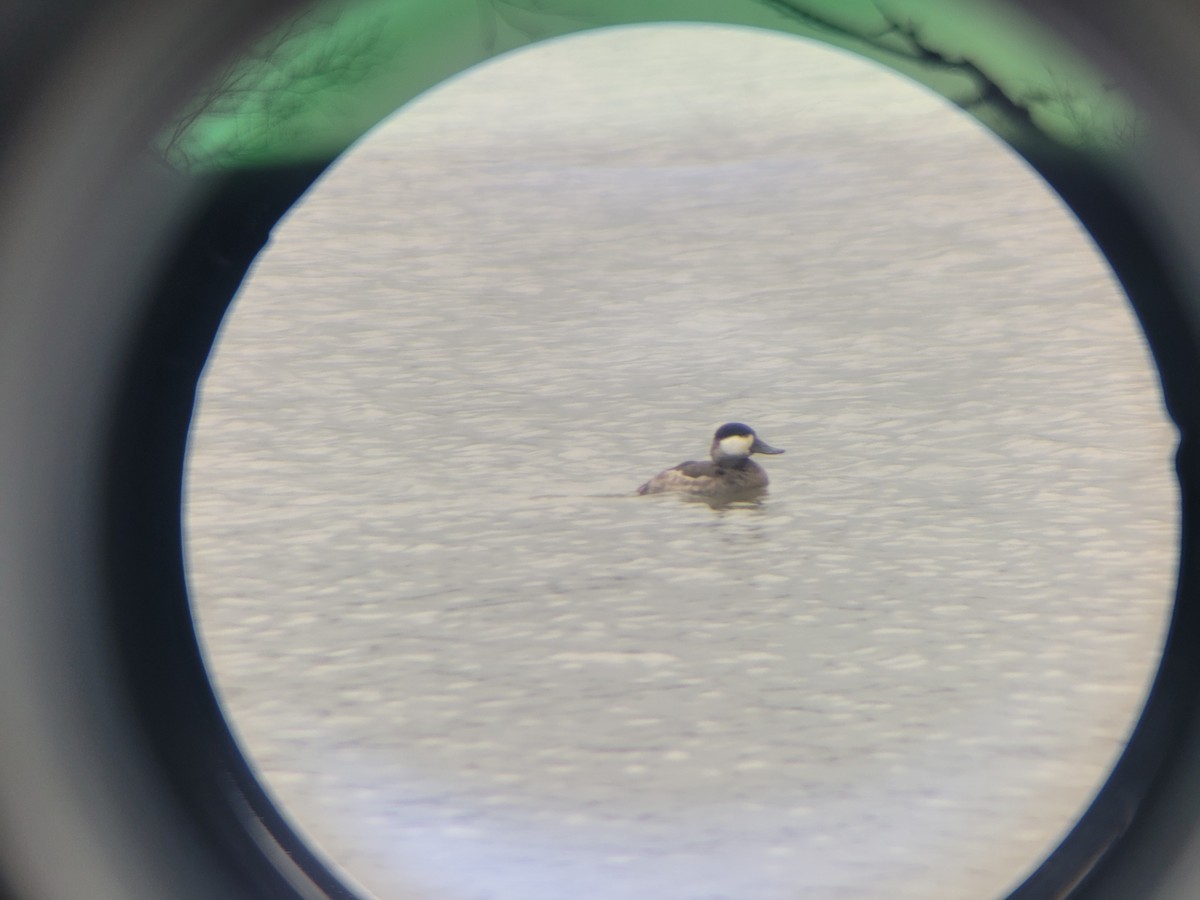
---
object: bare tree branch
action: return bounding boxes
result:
[160,7,388,169]
[757,0,1136,151]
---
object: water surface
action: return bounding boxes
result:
[185,26,1178,900]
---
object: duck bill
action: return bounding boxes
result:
[751,437,784,455]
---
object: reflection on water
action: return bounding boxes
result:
[185,25,1177,900]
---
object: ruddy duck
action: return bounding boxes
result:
[637,423,784,501]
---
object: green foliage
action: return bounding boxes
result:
[159,0,1137,171]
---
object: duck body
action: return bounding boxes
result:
[637,423,783,501]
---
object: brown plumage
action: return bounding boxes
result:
[637,423,783,500]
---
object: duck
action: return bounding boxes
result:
[637,422,784,501]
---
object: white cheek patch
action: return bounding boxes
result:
[718,434,754,457]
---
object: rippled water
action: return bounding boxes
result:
[185,26,1178,900]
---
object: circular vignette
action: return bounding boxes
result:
[0,1,1199,899]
